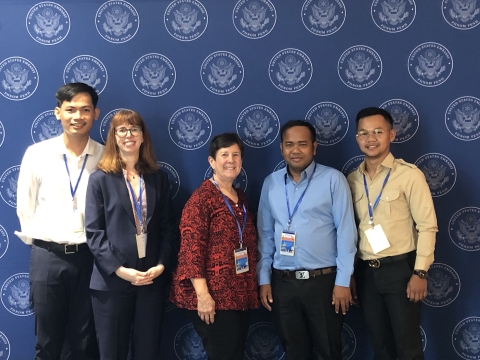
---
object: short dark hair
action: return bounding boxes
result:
[55,82,98,108]
[355,107,393,128]
[209,133,244,159]
[280,120,316,143]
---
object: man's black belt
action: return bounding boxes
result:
[362,251,415,268]
[273,266,337,280]
[33,239,89,254]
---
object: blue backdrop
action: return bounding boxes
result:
[1,1,479,359]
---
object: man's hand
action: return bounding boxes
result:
[332,285,352,314]
[259,284,273,311]
[406,275,427,302]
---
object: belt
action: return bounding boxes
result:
[273,266,337,280]
[33,239,89,254]
[362,251,414,268]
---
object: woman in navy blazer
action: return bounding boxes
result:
[85,109,176,360]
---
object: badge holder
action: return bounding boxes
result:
[136,233,147,259]
[234,247,249,274]
[365,224,390,254]
[280,231,296,256]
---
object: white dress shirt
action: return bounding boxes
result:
[15,135,104,245]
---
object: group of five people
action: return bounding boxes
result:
[16,82,437,360]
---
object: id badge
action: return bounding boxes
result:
[136,233,147,259]
[67,210,84,233]
[234,247,249,274]
[280,231,296,256]
[365,224,391,254]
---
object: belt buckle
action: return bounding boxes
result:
[295,270,309,279]
[368,259,381,268]
[65,244,77,254]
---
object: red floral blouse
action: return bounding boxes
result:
[170,180,260,311]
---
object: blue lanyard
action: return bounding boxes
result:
[127,175,144,231]
[284,163,317,230]
[363,170,391,226]
[63,154,88,203]
[212,178,247,247]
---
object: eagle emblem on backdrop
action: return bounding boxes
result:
[103,6,132,35]
[415,49,445,80]
[2,64,31,94]
[421,160,448,190]
[456,214,480,244]
[140,61,168,90]
[249,331,281,358]
[182,330,207,359]
[276,55,305,85]
[244,111,273,141]
[427,269,453,300]
[34,8,63,38]
[450,0,480,22]
[453,103,480,133]
[346,52,375,82]
[8,279,30,310]
[172,4,201,34]
[460,324,480,354]
[176,113,205,143]
[379,0,408,25]
[208,58,237,88]
[390,105,411,135]
[72,62,100,88]
[40,117,63,141]
[6,173,18,200]
[241,2,269,31]
[315,109,341,139]
[310,0,338,28]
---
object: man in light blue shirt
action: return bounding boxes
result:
[257,120,357,360]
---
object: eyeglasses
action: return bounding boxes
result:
[356,128,389,139]
[115,126,142,137]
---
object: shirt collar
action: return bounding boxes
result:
[358,152,394,175]
[56,135,95,157]
[286,159,316,183]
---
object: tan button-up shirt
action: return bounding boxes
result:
[347,153,437,270]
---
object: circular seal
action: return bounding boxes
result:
[31,110,62,143]
[233,0,277,39]
[420,326,427,351]
[244,322,285,360]
[452,317,480,360]
[26,2,70,45]
[341,155,364,176]
[423,262,461,307]
[0,57,39,101]
[0,331,11,360]
[449,207,480,251]
[236,104,280,148]
[0,120,4,148]
[99,108,126,143]
[174,323,207,359]
[306,102,349,146]
[164,300,176,313]
[95,1,139,43]
[371,0,416,33]
[301,0,346,36]
[158,162,180,199]
[445,96,480,141]
[0,166,21,208]
[341,323,356,359]
[1,273,33,316]
[442,0,480,30]
[268,48,313,92]
[63,55,108,94]
[132,53,176,97]
[414,153,456,197]
[200,51,244,95]
[273,160,286,173]
[338,45,382,90]
[164,0,208,41]
[379,99,419,143]
[204,166,248,192]
[169,106,211,150]
[0,225,9,260]
[408,42,453,87]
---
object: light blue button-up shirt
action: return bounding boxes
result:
[257,160,357,287]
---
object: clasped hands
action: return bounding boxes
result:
[115,264,165,286]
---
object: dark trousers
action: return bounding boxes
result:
[188,309,251,360]
[271,271,343,360]
[355,256,424,360]
[91,280,166,360]
[29,244,99,360]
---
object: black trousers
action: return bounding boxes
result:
[29,244,99,360]
[188,309,251,360]
[355,255,424,360]
[271,270,343,360]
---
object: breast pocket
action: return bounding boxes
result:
[379,189,400,219]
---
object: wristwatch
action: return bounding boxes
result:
[413,269,428,279]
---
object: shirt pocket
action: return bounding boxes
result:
[379,189,400,219]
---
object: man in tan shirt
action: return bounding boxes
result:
[347,107,437,360]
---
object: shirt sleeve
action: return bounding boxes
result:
[256,178,276,286]
[331,172,358,287]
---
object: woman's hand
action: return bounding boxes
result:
[145,264,165,280]
[115,266,153,286]
[197,292,216,324]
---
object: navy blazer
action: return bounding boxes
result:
[85,169,176,292]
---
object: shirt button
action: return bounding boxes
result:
[235,204,238,207]
[386,197,389,200]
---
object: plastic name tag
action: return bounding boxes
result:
[136,233,147,259]
[234,247,249,274]
[365,224,391,254]
[280,231,295,256]
[67,210,84,233]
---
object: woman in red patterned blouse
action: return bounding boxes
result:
[170,133,260,360]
